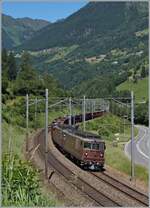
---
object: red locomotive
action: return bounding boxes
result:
[51,111,106,170]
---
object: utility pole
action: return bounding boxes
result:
[131,91,135,181]
[73,103,75,126]
[45,89,48,178]
[93,100,96,112]
[91,99,94,119]
[72,102,76,126]
[88,99,90,112]
[26,94,29,152]
[34,97,37,129]
[83,95,86,131]
[69,97,72,126]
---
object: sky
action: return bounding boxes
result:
[2,1,88,22]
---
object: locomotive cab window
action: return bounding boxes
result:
[84,142,91,149]
[99,143,105,150]
[92,143,99,150]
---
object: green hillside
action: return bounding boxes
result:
[18,2,148,51]
[4,2,148,98]
[2,14,50,49]
[13,2,148,93]
[117,77,148,101]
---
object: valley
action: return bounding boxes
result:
[2,2,149,206]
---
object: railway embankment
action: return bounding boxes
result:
[28,129,95,206]
[28,127,148,207]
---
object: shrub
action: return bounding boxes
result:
[2,153,56,206]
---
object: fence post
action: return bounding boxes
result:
[26,94,29,152]
[45,89,48,178]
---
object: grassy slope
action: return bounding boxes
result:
[80,113,138,142]
[2,122,26,158]
[2,105,71,206]
[80,113,148,184]
[106,142,148,183]
[116,77,148,101]
[2,108,70,156]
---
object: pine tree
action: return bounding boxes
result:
[20,51,31,72]
[141,66,146,78]
[14,52,41,95]
[2,49,9,94]
[2,48,8,64]
[7,52,17,80]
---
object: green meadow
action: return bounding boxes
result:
[117,77,148,102]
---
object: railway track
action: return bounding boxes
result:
[34,129,121,207]
[32,127,149,207]
[91,172,149,207]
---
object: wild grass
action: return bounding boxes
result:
[105,142,148,184]
[2,153,58,206]
[2,122,26,158]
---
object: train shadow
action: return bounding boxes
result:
[84,167,106,172]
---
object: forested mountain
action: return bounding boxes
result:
[2,2,148,125]
[3,2,149,98]
[2,14,50,49]
[17,2,148,51]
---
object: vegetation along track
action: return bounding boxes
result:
[91,172,149,206]
[34,128,121,207]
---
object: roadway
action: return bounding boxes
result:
[124,125,149,169]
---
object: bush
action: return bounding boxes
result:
[98,125,110,138]
[2,153,56,206]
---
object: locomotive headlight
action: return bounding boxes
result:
[100,153,103,157]
[85,152,88,157]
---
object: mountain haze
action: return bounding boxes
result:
[2,14,50,49]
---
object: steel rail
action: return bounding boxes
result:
[91,172,148,207]
[34,129,121,207]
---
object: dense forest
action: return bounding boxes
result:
[2,49,67,102]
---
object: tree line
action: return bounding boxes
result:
[2,49,67,103]
[109,99,148,126]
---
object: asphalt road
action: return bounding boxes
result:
[124,125,149,169]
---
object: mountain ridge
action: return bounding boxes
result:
[2,13,50,49]
[3,2,148,98]
[16,2,148,51]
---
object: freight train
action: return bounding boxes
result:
[51,111,106,170]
